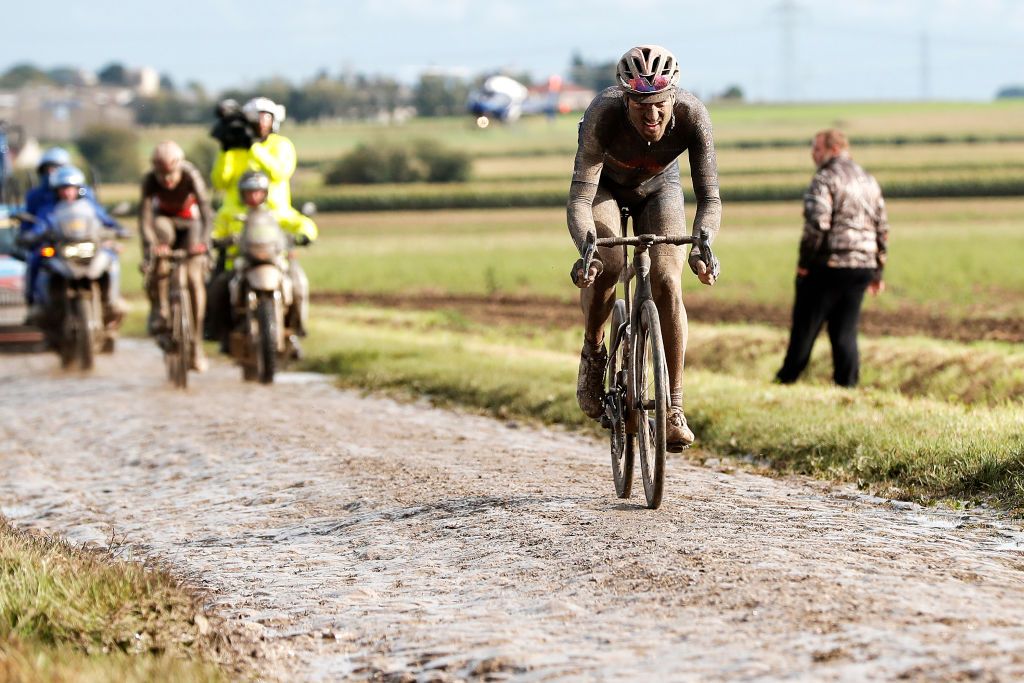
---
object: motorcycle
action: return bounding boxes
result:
[223,207,304,384]
[31,201,122,370]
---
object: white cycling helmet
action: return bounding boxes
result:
[242,96,286,132]
[616,45,680,103]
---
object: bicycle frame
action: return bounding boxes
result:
[597,206,714,429]
[593,207,718,507]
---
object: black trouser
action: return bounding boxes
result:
[204,270,232,348]
[776,267,874,387]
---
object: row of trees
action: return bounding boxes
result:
[2,56,609,125]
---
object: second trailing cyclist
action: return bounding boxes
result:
[139,141,213,371]
[567,45,722,452]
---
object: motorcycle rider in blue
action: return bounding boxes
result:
[28,165,127,327]
[23,150,106,306]
[23,148,73,309]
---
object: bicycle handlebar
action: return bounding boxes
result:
[595,233,703,248]
[581,228,720,280]
[156,249,192,260]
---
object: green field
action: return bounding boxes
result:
[120,101,1024,213]
[269,198,1024,321]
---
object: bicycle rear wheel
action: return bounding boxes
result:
[606,299,634,499]
[635,299,668,509]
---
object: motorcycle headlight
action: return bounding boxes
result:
[62,242,96,259]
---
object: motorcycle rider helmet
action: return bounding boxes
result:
[37,146,72,176]
[50,165,87,198]
[239,170,270,193]
[242,97,286,133]
[616,45,680,103]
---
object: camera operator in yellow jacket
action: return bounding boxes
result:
[211,96,318,256]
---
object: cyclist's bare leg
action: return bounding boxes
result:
[636,184,695,447]
[147,217,176,334]
[576,188,625,418]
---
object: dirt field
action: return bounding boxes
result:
[1,342,1023,681]
[314,291,1024,343]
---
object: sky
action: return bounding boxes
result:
[4,0,1023,102]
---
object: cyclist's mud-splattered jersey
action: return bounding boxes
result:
[567,86,721,254]
[800,155,888,274]
[139,159,213,245]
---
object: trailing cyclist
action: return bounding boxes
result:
[567,45,722,452]
[139,141,213,372]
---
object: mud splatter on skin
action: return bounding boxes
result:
[1,341,1023,681]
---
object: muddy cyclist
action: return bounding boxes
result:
[568,44,722,451]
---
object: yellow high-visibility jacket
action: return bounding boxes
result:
[211,133,318,243]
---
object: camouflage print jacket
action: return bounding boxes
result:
[799,155,888,277]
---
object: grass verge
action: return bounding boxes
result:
[301,306,1024,513]
[0,518,234,682]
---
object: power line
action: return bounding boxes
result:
[920,30,930,100]
[774,0,799,101]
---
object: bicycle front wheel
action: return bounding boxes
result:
[606,299,634,499]
[167,294,188,389]
[635,299,668,509]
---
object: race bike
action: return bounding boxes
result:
[31,201,123,370]
[223,208,304,384]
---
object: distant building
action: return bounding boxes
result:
[135,67,160,97]
[0,84,135,141]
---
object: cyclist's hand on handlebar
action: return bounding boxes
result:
[690,253,718,286]
[570,257,603,288]
[188,243,208,256]
[152,244,171,257]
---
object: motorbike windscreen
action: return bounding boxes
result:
[241,209,286,256]
[52,200,103,243]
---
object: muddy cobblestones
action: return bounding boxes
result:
[1,342,1023,681]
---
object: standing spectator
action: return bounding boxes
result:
[775,129,889,387]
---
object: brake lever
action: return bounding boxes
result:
[698,229,721,280]
[581,231,596,267]
[571,232,598,287]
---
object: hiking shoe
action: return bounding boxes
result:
[576,339,608,419]
[667,407,695,452]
